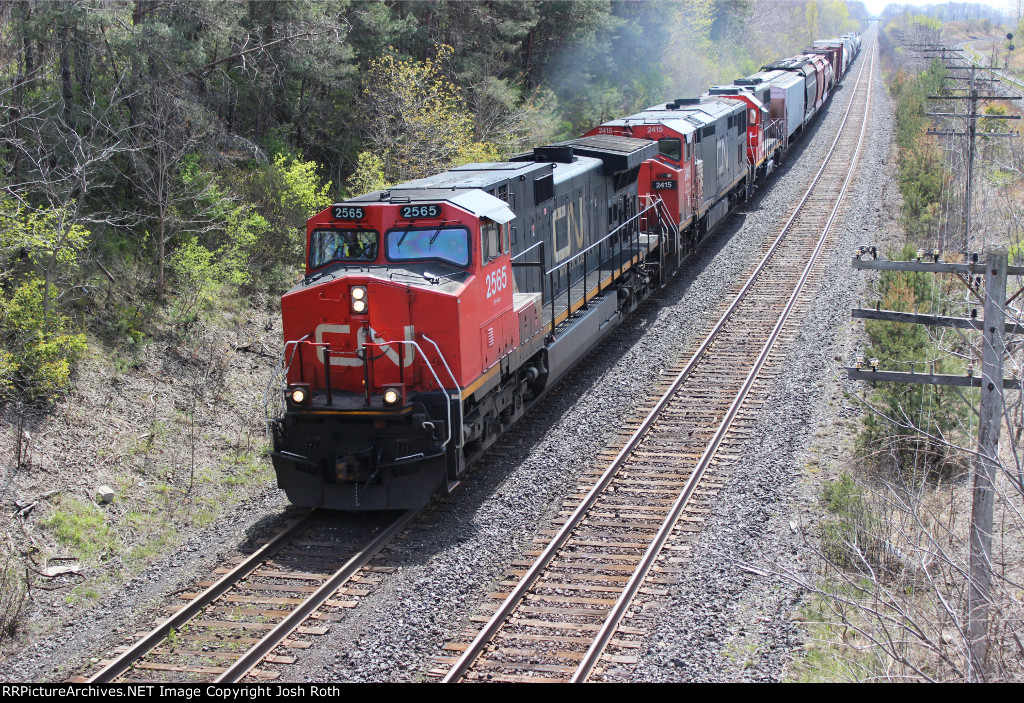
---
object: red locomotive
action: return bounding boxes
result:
[266,33,860,510]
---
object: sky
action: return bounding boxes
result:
[858,0,1008,17]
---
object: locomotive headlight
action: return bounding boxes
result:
[382,384,404,407]
[287,383,311,407]
[351,286,368,314]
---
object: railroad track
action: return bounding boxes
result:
[75,508,417,683]
[959,45,1024,98]
[433,33,877,684]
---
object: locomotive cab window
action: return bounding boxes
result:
[385,226,471,268]
[657,138,682,163]
[309,229,379,269]
[481,219,505,265]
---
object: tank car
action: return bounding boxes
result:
[267,135,673,510]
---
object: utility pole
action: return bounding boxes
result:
[968,244,1006,679]
[917,49,1019,253]
[848,245,1020,681]
[933,63,1011,252]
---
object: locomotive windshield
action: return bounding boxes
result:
[658,138,682,162]
[385,226,471,268]
[309,229,379,268]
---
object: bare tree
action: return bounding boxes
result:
[124,83,222,299]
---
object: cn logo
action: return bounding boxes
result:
[313,324,415,367]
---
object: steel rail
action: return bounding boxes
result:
[572,33,877,683]
[87,510,315,683]
[442,30,876,685]
[215,506,420,682]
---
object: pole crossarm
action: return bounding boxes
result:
[927,113,1020,119]
[851,307,1024,333]
[928,131,1020,138]
[846,368,1022,389]
[851,257,1024,275]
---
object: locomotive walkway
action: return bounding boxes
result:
[433,30,878,684]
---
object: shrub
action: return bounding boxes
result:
[0,549,28,642]
[819,474,891,573]
[0,278,87,404]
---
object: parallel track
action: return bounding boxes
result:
[79,508,417,683]
[437,33,877,684]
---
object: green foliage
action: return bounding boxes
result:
[979,103,1008,135]
[358,45,505,184]
[0,547,27,642]
[272,153,334,220]
[45,496,118,563]
[221,209,270,287]
[162,148,331,315]
[167,238,223,325]
[788,581,885,682]
[819,474,885,570]
[346,151,391,198]
[0,201,91,281]
[234,152,332,282]
[0,277,87,404]
[889,61,949,242]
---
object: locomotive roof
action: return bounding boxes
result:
[706,85,769,109]
[548,134,658,173]
[346,187,516,224]
[601,113,695,136]
[384,159,550,192]
[604,96,741,133]
[737,69,804,89]
[762,57,816,75]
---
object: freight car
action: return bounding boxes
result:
[265,33,860,510]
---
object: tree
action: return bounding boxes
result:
[354,45,500,185]
[128,86,221,299]
[0,197,88,406]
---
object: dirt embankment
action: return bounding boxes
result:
[0,297,287,679]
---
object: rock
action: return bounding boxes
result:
[95,485,115,504]
[44,563,81,577]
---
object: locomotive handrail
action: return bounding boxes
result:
[421,334,464,450]
[543,200,659,277]
[262,333,312,432]
[640,194,677,236]
[419,334,462,399]
[511,240,545,262]
[532,199,662,333]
